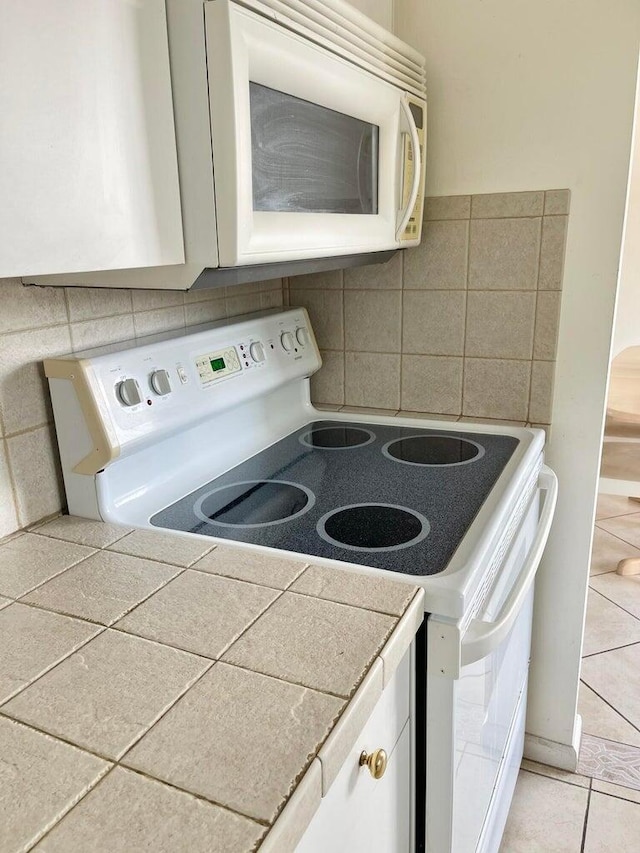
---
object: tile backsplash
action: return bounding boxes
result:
[0,279,283,537]
[0,189,567,539]
[287,189,568,427]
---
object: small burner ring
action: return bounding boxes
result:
[382,434,485,467]
[194,480,315,529]
[299,425,376,450]
[316,503,430,553]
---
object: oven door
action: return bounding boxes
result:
[425,466,557,853]
[204,0,424,266]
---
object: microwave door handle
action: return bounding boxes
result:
[460,466,558,667]
[396,96,422,239]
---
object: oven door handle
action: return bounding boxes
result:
[461,465,558,667]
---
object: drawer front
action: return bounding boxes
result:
[296,649,412,853]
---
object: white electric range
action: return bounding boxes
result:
[44,307,557,853]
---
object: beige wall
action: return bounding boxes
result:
[290,190,567,426]
[0,279,283,538]
[395,0,640,766]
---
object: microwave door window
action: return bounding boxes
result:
[250,83,379,215]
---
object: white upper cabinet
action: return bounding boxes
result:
[0,0,185,278]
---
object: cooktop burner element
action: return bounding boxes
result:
[382,434,484,466]
[317,503,430,552]
[152,421,519,576]
[299,425,375,449]
[194,480,315,528]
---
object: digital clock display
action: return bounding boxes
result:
[210,357,226,372]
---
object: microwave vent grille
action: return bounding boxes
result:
[235,0,426,99]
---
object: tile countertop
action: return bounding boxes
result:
[0,515,424,853]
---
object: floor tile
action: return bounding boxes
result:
[0,716,110,852]
[123,662,343,825]
[596,494,640,520]
[589,527,640,575]
[192,543,307,590]
[592,778,640,804]
[520,758,590,788]
[499,770,588,852]
[222,591,395,698]
[107,528,214,567]
[597,513,640,549]
[0,603,100,703]
[22,551,180,625]
[0,533,94,598]
[584,791,640,851]
[290,563,416,616]
[577,734,640,790]
[32,767,266,852]
[34,515,132,548]
[590,570,640,620]
[582,588,640,656]
[115,570,278,659]
[3,629,209,760]
[579,682,640,747]
[581,643,640,730]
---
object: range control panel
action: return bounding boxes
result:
[57,309,321,454]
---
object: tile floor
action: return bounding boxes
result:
[500,494,640,851]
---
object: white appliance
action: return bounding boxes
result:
[44,308,557,853]
[27,0,427,291]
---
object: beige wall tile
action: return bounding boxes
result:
[288,289,344,350]
[0,533,94,598]
[310,350,344,406]
[533,291,561,359]
[344,291,401,353]
[124,662,343,824]
[345,352,400,409]
[34,767,265,853]
[0,279,68,334]
[184,296,227,327]
[401,355,463,415]
[0,602,100,703]
[23,550,180,626]
[4,629,209,760]
[288,270,343,290]
[341,405,399,415]
[529,360,554,423]
[0,716,109,853]
[403,220,469,290]
[115,570,278,659]
[260,288,283,310]
[402,291,466,356]
[396,410,459,422]
[66,287,132,321]
[538,216,568,290]
[225,292,263,319]
[0,325,72,435]
[544,189,571,215]
[70,314,135,352]
[469,218,541,290]
[344,253,402,289]
[133,306,186,339]
[222,592,394,698]
[463,359,531,420]
[0,442,18,537]
[471,191,544,218]
[192,543,306,589]
[6,425,64,527]
[424,195,471,221]
[184,284,227,303]
[465,291,536,359]
[131,289,184,311]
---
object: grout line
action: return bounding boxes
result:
[580,785,592,853]
[579,679,640,738]
[587,585,640,624]
[582,638,640,658]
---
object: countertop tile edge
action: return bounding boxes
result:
[379,589,425,687]
[257,759,322,853]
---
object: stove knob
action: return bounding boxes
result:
[116,378,142,407]
[150,369,172,396]
[280,332,295,352]
[249,342,266,363]
[295,327,309,347]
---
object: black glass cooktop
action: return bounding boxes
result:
[151,421,519,576]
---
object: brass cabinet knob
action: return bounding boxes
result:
[359,748,387,779]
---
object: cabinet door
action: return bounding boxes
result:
[0,0,184,277]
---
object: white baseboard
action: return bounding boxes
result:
[524,715,583,772]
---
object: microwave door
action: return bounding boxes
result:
[205,1,410,266]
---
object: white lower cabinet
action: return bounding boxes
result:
[296,649,412,853]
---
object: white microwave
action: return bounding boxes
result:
[28,0,426,291]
